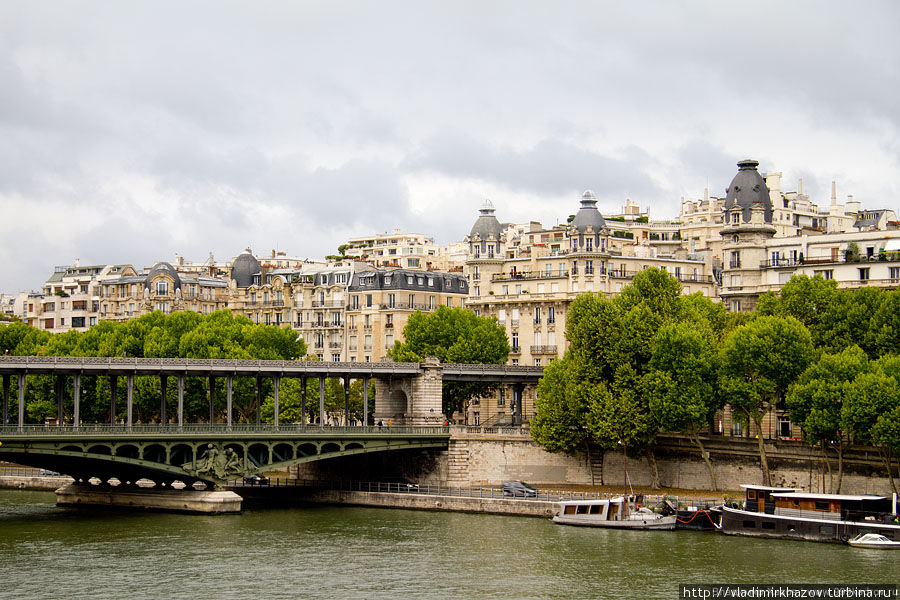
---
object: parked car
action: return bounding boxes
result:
[38,469,61,477]
[382,477,419,491]
[243,474,270,486]
[502,480,537,498]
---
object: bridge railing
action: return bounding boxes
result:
[0,424,450,436]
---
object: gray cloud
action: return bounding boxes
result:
[1,1,898,293]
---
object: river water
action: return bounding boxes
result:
[0,490,895,600]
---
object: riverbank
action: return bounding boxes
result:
[0,475,73,490]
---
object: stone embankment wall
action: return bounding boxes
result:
[431,430,897,495]
[0,475,73,490]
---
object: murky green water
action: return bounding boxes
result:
[0,490,895,599]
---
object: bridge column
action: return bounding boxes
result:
[208,376,216,425]
[72,373,81,428]
[512,383,524,426]
[300,376,307,425]
[273,375,281,427]
[318,376,325,426]
[363,376,369,427]
[255,376,261,426]
[2,373,9,426]
[109,375,118,425]
[55,374,65,426]
[226,375,233,429]
[126,374,134,427]
[408,356,444,426]
[160,375,168,425]
[177,374,184,428]
[343,376,350,426]
[17,373,25,431]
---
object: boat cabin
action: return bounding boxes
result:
[558,495,642,521]
[740,485,799,514]
[771,492,896,523]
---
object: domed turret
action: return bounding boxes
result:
[571,190,606,234]
[724,160,773,224]
[469,199,503,240]
[146,262,181,291]
[231,252,261,288]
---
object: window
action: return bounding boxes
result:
[585,260,593,275]
[730,251,741,269]
[731,300,741,312]
[386,314,393,327]
[858,267,870,281]
[534,307,541,324]
[731,212,740,224]
[332,354,341,362]
[352,295,359,309]
[408,294,415,308]
[498,389,505,407]
[156,281,168,296]
[474,285,480,296]
[778,417,792,438]
[511,332,519,351]
[732,421,743,436]
[498,309,506,323]
[547,307,555,324]
[89,317,97,326]
[366,294,372,307]
[891,267,900,281]
[511,359,518,365]
[387,293,396,308]
[471,267,479,281]
[534,359,541,366]
[815,269,834,280]
[585,238,593,252]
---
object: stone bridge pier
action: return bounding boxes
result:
[373,357,444,426]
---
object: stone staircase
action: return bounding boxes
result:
[446,440,470,485]
[588,445,603,486]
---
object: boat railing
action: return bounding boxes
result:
[775,507,841,521]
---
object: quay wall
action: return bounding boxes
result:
[285,489,557,517]
[295,430,898,496]
[0,475,73,490]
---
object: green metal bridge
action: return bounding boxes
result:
[0,424,450,488]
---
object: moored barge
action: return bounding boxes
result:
[720,484,900,543]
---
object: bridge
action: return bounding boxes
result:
[0,356,543,489]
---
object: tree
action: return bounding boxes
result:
[646,322,721,490]
[786,345,869,492]
[389,306,509,417]
[758,275,838,348]
[719,315,814,485]
[843,364,900,495]
[531,356,592,454]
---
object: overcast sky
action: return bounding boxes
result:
[2,1,898,293]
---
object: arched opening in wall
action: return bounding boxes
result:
[87,445,111,456]
[297,443,318,458]
[272,443,294,462]
[170,444,193,466]
[61,445,81,454]
[248,444,269,468]
[115,445,140,459]
[321,442,341,455]
[143,444,167,463]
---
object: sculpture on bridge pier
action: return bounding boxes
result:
[183,443,256,483]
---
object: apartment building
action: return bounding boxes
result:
[344,268,469,363]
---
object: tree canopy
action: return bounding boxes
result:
[389,306,509,417]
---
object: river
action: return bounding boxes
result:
[0,490,895,599]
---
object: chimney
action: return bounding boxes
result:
[798,178,803,195]
[74,258,80,267]
[831,181,837,205]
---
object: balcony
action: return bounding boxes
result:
[530,345,558,354]
[328,341,342,349]
[492,270,569,282]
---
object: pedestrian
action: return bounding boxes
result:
[388,419,392,428]
[377,419,383,428]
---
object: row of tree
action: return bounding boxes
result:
[531,269,900,493]
[0,311,377,424]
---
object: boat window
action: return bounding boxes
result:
[747,490,756,500]
[819,525,834,535]
[576,505,588,514]
[742,521,756,528]
[564,506,576,515]
[792,499,800,506]
[589,505,603,514]
[815,500,830,511]
[762,522,776,530]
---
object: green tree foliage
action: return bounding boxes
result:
[530,357,592,453]
[843,356,900,495]
[389,306,509,417]
[719,315,814,485]
[786,346,869,492]
[646,322,721,489]
[0,310,306,424]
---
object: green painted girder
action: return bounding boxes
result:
[0,425,450,486]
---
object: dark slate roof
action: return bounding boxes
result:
[723,159,773,224]
[571,190,606,234]
[469,200,503,240]
[349,269,468,294]
[231,252,262,288]
[854,210,889,229]
[146,262,182,290]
